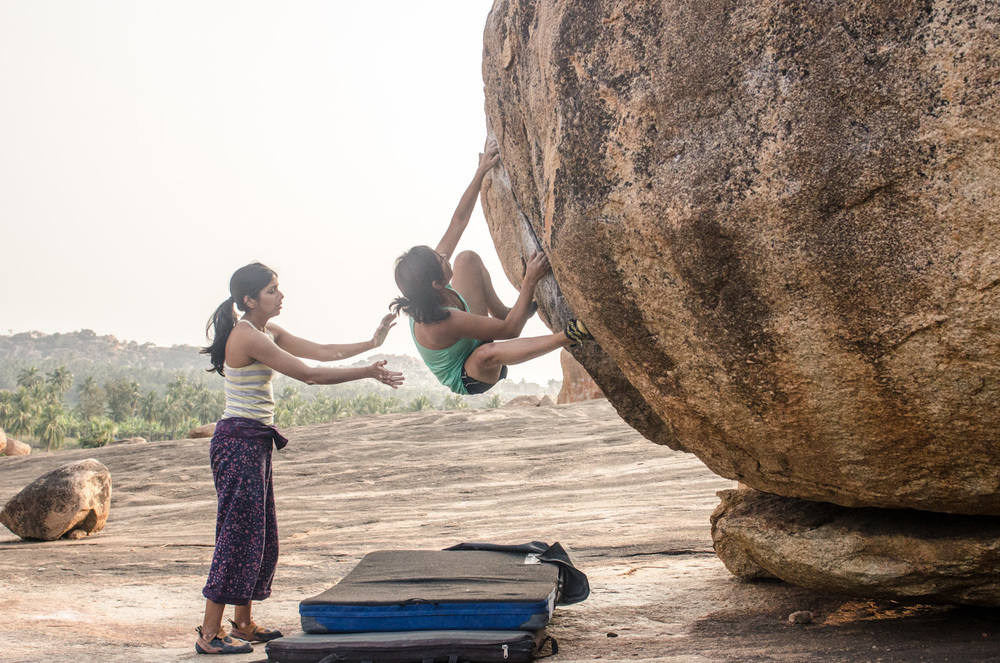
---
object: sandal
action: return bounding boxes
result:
[195,625,253,655]
[564,319,593,346]
[229,618,284,643]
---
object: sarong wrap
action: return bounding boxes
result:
[202,417,289,606]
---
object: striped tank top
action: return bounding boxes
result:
[222,321,277,424]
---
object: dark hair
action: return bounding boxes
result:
[390,245,451,325]
[201,261,277,375]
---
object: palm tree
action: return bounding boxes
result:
[0,390,14,430]
[16,367,43,389]
[407,395,436,412]
[442,394,468,410]
[140,390,160,423]
[160,394,187,431]
[80,417,117,448]
[7,407,35,440]
[485,393,504,409]
[37,403,67,451]
[350,392,400,416]
[194,388,223,423]
[46,366,74,397]
[7,388,44,440]
[275,386,306,428]
[328,397,349,420]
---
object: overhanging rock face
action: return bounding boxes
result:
[480,0,1000,515]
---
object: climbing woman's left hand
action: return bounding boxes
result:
[372,312,397,347]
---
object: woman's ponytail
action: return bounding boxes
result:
[202,298,238,375]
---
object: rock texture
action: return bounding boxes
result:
[481,132,678,449]
[0,459,112,540]
[481,0,1000,515]
[557,349,605,404]
[712,489,1000,606]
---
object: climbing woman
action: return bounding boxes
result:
[195,261,403,655]
[391,138,592,396]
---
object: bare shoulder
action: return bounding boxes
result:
[265,321,287,342]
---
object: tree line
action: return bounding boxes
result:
[0,366,503,452]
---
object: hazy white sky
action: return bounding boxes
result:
[1,1,562,383]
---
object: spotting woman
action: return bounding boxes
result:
[392,139,592,396]
[195,261,403,655]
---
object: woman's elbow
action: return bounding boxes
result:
[292,366,325,384]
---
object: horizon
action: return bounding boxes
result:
[0,327,563,391]
[1,1,563,385]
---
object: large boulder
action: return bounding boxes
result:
[0,459,112,540]
[481,0,1000,515]
[712,489,1000,606]
[481,146,679,448]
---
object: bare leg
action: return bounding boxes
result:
[201,599,226,639]
[463,332,573,383]
[450,251,510,319]
[234,601,253,629]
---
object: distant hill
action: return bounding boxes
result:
[0,329,201,370]
[0,330,558,401]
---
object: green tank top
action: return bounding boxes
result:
[409,287,482,395]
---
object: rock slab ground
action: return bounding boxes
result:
[2,401,999,662]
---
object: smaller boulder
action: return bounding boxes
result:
[711,488,1000,606]
[539,395,556,407]
[0,459,111,540]
[188,423,216,439]
[504,395,542,408]
[0,426,6,449]
[3,438,31,456]
[110,437,146,445]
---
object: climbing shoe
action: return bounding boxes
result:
[564,319,594,345]
[195,625,253,655]
[229,619,284,643]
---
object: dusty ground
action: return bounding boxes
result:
[2,400,999,663]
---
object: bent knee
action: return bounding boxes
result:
[469,343,503,370]
[453,250,483,271]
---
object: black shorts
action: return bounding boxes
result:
[460,365,508,395]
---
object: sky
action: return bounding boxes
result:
[0,1,562,384]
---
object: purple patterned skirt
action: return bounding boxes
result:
[202,417,288,606]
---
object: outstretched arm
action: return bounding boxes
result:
[240,327,404,388]
[268,313,397,362]
[435,138,501,260]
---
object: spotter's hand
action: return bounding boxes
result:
[369,359,404,389]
